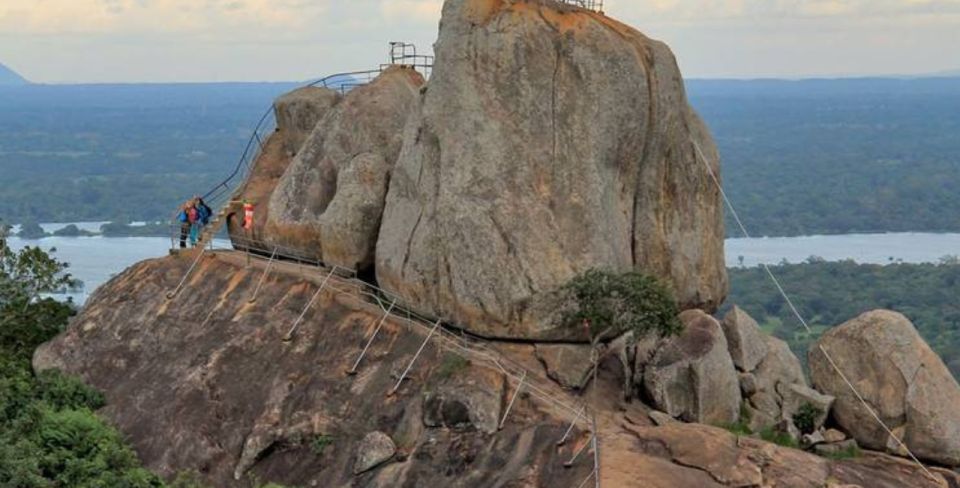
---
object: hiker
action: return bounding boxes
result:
[187,200,201,247]
[197,197,213,227]
[177,201,192,249]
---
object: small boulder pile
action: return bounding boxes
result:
[606,306,960,468]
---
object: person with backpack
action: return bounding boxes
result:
[187,200,201,247]
[177,201,192,249]
[197,197,213,227]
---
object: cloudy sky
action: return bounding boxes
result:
[1,0,958,83]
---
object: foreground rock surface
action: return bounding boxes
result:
[376,0,727,340]
[810,309,960,467]
[34,255,590,487]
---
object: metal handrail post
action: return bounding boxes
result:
[389,319,441,396]
[498,370,527,430]
[347,299,397,375]
[564,433,595,468]
[282,266,338,341]
[166,248,207,300]
[557,406,586,446]
[248,247,279,303]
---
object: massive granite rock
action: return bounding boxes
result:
[810,310,960,467]
[376,0,727,340]
[265,66,424,267]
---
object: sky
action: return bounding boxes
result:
[1,0,958,83]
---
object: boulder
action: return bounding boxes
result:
[721,306,768,372]
[642,310,740,425]
[649,410,677,426]
[274,86,341,156]
[265,66,424,265]
[422,369,504,434]
[375,0,727,340]
[353,431,396,475]
[738,372,758,396]
[779,383,834,432]
[317,152,391,270]
[809,310,960,466]
[824,429,847,444]
[814,439,858,458]
[535,344,594,390]
[745,335,807,423]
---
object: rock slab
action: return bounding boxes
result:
[354,431,396,474]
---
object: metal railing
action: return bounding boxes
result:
[557,0,604,12]
[168,43,435,250]
[174,234,601,485]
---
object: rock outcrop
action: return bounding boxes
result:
[642,310,740,425]
[717,307,812,432]
[810,310,960,466]
[264,66,424,267]
[33,255,593,487]
[33,255,958,488]
[274,86,341,156]
[375,0,727,340]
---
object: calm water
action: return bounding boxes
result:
[7,231,960,304]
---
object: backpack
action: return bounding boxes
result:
[199,203,212,225]
[177,210,188,223]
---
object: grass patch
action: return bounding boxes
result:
[719,404,753,437]
[819,444,861,460]
[435,353,470,381]
[758,427,800,449]
[310,434,334,455]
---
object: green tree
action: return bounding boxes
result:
[0,223,162,487]
[561,269,682,340]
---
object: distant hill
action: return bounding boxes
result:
[0,62,28,85]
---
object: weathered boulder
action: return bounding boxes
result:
[721,306,768,372]
[422,369,505,434]
[274,86,341,156]
[810,310,960,466]
[744,335,807,425]
[779,383,834,433]
[375,0,727,340]
[265,66,424,265]
[318,152,391,270]
[353,431,396,475]
[642,310,740,425]
[535,344,594,390]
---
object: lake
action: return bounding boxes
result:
[6,231,960,304]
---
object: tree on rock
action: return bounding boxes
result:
[560,269,681,340]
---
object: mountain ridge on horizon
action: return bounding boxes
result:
[0,62,29,85]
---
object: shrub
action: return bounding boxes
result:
[560,269,681,340]
[792,403,822,435]
[310,435,334,455]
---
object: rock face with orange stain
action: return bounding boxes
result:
[376,0,727,341]
[263,66,424,267]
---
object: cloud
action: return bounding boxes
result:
[0,0,329,36]
[380,0,443,23]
